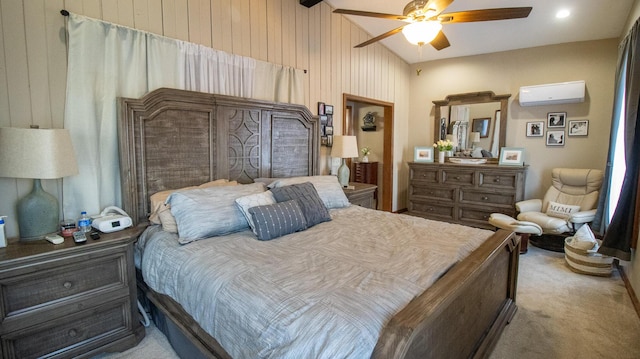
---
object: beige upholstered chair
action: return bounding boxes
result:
[489,168,603,253]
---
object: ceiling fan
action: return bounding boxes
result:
[334,0,532,50]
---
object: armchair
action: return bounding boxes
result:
[489,168,603,252]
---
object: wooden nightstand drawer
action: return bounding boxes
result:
[1,297,131,359]
[1,252,126,321]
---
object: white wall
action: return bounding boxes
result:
[0,0,411,237]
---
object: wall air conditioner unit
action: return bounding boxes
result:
[519,80,585,106]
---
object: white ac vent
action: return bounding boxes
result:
[519,80,585,107]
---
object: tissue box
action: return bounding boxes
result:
[564,238,613,277]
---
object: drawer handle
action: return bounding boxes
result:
[454,176,461,180]
[482,196,489,200]
[428,207,434,212]
[494,178,501,182]
[68,329,77,338]
[63,281,72,289]
[429,191,435,195]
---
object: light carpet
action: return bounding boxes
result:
[96,245,640,359]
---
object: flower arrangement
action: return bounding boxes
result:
[361,147,371,156]
[433,139,454,152]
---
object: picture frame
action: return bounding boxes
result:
[326,134,333,147]
[568,120,589,136]
[414,146,434,162]
[499,147,525,166]
[547,112,566,128]
[325,126,333,135]
[317,102,325,115]
[546,130,565,146]
[325,104,334,115]
[472,118,490,138]
[526,121,544,137]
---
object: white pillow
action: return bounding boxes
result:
[267,175,349,209]
[568,224,597,250]
[235,191,277,234]
[168,182,266,244]
[546,201,581,219]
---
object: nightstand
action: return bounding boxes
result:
[0,226,146,359]
[343,182,378,209]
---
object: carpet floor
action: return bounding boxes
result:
[95,245,640,359]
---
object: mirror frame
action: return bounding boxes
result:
[433,91,511,154]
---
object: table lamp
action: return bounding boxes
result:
[0,127,79,241]
[331,135,359,188]
[470,132,481,149]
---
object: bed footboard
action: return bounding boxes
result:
[372,229,519,359]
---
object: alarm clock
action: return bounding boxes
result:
[91,206,133,233]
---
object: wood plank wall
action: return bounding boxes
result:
[0,0,410,237]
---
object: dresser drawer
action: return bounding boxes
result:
[460,189,516,207]
[1,297,131,359]
[478,171,520,190]
[410,166,439,183]
[409,199,454,220]
[410,185,455,201]
[1,253,126,321]
[442,169,475,186]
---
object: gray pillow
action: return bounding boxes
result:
[168,182,266,244]
[248,200,308,241]
[270,182,331,228]
[267,176,350,209]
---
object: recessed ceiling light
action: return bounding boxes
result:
[556,9,571,18]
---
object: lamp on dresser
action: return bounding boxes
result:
[332,135,359,188]
[0,127,78,241]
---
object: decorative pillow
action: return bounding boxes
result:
[268,175,349,209]
[235,191,277,234]
[168,182,266,244]
[546,201,581,219]
[149,179,237,230]
[248,200,307,241]
[270,182,331,228]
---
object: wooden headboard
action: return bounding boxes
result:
[118,88,319,225]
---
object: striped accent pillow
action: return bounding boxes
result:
[270,182,331,228]
[248,200,308,241]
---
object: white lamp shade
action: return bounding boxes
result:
[331,135,359,158]
[470,132,481,143]
[0,127,79,179]
[402,21,443,45]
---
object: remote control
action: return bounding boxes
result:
[45,234,64,245]
[72,231,87,244]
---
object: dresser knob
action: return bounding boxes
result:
[454,176,461,180]
[494,178,501,182]
[68,329,77,337]
[63,281,72,289]
[482,196,489,200]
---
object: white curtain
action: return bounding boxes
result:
[63,13,304,219]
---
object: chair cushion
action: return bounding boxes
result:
[546,201,581,219]
[517,212,571,234]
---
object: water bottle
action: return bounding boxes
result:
[78,211,91,233]
[0,216,7,248]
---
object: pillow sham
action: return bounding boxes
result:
[235,191,277,234]
[168,182,265,244]
[270,182,331,228]
[546,201,581,219]
[267,175,349,209]
[248,200,307,241]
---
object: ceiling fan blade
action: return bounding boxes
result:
[437,7,532,23]
[426,0,455,15]
[334,9,407,21]
[354,25,407,48]
[430,30,450,51]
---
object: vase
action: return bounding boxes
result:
[362,155,369,163]
[446,150,453,157]
[438,151,445,163]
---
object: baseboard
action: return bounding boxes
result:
[616,260,640,319]
[395,208,408,214]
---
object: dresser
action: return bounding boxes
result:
[408,162,527,229]
[352,161,378,185]
[0,227,145,359]
[343,182,378,209]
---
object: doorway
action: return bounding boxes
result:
[342,94,393,212]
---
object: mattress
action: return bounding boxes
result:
[137,205,493,358]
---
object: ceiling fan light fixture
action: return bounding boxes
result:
[402,21,442,46]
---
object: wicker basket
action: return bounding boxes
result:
[564,238,613,277]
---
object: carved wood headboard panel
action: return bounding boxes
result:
[118,88,319,224]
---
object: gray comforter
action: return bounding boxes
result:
[137,205,492,358]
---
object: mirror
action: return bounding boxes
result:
[433,92,510,158]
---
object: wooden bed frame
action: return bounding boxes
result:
[118,88,519,359]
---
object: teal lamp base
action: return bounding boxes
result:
[337,159,350,187]
[17,179,60,241]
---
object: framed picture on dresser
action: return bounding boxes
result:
[414,146,434,162]
[499,147,525,166]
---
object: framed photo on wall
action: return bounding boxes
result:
[526,121,544,137]
[318,102,325,115]
[325,104,334,115]
[499,147,525,166]
[547,112,566,128]
[546,130,565,146]
[414,146,434,162]
[568,120,589,136]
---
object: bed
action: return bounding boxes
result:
[118,88,519,359]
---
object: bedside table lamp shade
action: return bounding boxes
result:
[331,135,359,187]
[0,128,79,241]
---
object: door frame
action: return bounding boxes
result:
[342,93,394,212]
